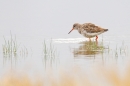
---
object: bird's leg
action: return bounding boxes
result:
[96,39,98,45]
[89,38,91,41]
[95,36,98,41]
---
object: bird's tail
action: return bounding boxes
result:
[104,29,108,32]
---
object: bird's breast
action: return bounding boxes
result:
[78,29,82,34]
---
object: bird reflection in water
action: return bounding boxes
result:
[73,41,104,57]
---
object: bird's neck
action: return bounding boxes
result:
[77,25,82,34]
[77,24,82,29]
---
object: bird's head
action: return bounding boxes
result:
[68,23,80,34]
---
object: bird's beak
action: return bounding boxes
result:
[68,28,74,34]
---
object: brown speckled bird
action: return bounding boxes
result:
[68,23,108,41]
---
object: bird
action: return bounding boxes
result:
[68,23,108,41]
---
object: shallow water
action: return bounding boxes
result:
[0,29,130,86]
[0,32,130,75]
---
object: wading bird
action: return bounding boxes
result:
[68,23,108,41]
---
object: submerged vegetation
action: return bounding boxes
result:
[42,39,59,67]
[73,39,129,59]
[2,33,28,67]
[73,41,105,56]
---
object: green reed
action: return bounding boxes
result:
[2,33,28,56]
[42,39,58,68]
[42,39,57,59]
[115,41,128,57]
[19,45,28,58]
[2,33,20,54]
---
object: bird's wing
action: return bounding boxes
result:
[82,23,104,33]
